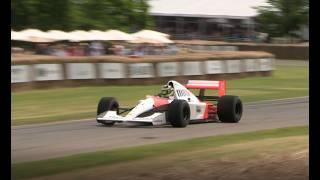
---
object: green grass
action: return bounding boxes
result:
[11,65,308,125]
[11,126,308,180]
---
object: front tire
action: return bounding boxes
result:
[167,100,190,128]
[217,95,243,123]
[97,97,119,126]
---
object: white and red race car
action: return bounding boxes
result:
[96,80,243,127]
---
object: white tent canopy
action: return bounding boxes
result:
[59,30,137,41]
[104,29,136,41]
[11,30,28,41]
[46,30,72,41]
[87,30,113,41]
[11,29,174,43]
[129,36,173,44]
[13,29,56,42]
[67,30,92,42]
[132,29,170,38]
[86,29,136,41]
[131,29,173,44]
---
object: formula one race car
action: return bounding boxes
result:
[96,80,243,128]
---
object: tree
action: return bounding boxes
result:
[12,0,71,30]
[255,0,309,37]
[34,0,71,30]
[11,0,154,32]
[78,0,153,32]
[11,0,37,30]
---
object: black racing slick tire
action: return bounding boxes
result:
[217,95,243,123]
[97,97,119,126]
[167,100,190,128]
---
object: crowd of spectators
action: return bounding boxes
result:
[33,42,179,57]
[35,42,105,56]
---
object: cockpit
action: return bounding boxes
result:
[157,84,174,98]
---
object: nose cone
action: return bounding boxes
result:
[125,98,154,118]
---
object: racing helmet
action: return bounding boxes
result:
[160,84,173,97]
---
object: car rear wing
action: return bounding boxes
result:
[185,80,226,97]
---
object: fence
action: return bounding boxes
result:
[11,51,274,91]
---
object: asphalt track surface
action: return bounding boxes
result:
[12,97,309,163]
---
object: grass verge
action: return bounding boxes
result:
[12,65,308,125]
[11,126,308,180]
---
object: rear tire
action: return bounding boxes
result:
[217,95,243,123]
[167,100,190,128]
[97,97,119,126]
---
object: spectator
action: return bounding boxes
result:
[74,44,85,56]
[89,41,105,56]
[167,44,178,55]
[133,46,144,56]
[115,45,125,55]
[52,44,66,57]
[84,44,90,56]
[65,44,76,56]
[35,43,50,55]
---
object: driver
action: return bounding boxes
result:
[158,84,174,98]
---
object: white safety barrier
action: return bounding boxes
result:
[182,61,202,75]
[11,65,30,83]
[129,63,154,78]
[226,60,242,73]
[33,64,63,81]
[157,62,178,77]
[11,58,274,84]
[260,58,274,71]
[205,60,225,74]
[67,63,96,79]
[245,59,260,72]
[99,63,125,79]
